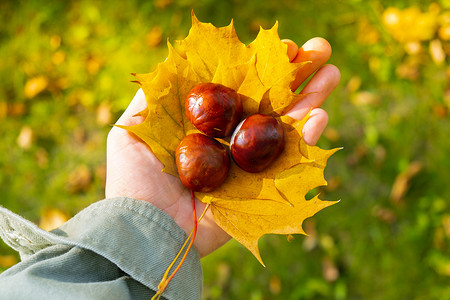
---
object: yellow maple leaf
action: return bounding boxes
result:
[119,13,340,265]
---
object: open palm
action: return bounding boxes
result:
[105,37,340,257]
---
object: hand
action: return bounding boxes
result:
[105,37,340,257]
[283,37,341,144]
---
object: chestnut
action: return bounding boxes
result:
[185,83,243,138]
[175,133,230,192]
[230,114,285,173]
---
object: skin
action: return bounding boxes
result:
[105,37,341,257]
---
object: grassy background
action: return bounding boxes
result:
[1,0,449,299]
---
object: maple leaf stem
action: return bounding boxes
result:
[152,191,210,300]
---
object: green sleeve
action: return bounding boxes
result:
[0,197,203,300]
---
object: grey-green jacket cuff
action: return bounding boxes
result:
[0,197,203,299]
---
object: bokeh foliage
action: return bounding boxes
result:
[0,0,449,299]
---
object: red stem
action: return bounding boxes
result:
[165,190,197,283]
[152,190,198,299]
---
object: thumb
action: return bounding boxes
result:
[115,88,147,126]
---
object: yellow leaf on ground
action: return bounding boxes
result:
[24,76,48,99]
[0,255,17,268]
[17,126,33,150]
[39,208,69,231]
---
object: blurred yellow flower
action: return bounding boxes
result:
[0,255,17,268]
[437,9,450,40]
[429,39,446,64]
[357,17,379,45]
[67,164,92,194]
[438,25,450,40]
[39,208,69,231]
[86,56,102,75]
[24,76,48,99]
[155,0,172,9]
[52,50,66,65]
[146,26,163,48]
[404,42,422,55]
[96,101,112,126]
[351,91,380,106]
[49,35,61,49]
[346,76,362,93]
[17,126,33,150]
[382,6,439,43]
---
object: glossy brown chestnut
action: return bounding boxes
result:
[175,133,230,192]
[185,83,242,138]
[230,114,285,173]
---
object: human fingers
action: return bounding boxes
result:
[282,39,299,62]
[115,88,147,126]
[106,88,149,175]
[302,108,328,146]
[285,64,340,121]
[291,37,332,91]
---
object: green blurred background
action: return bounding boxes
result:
[1,0,449,299]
